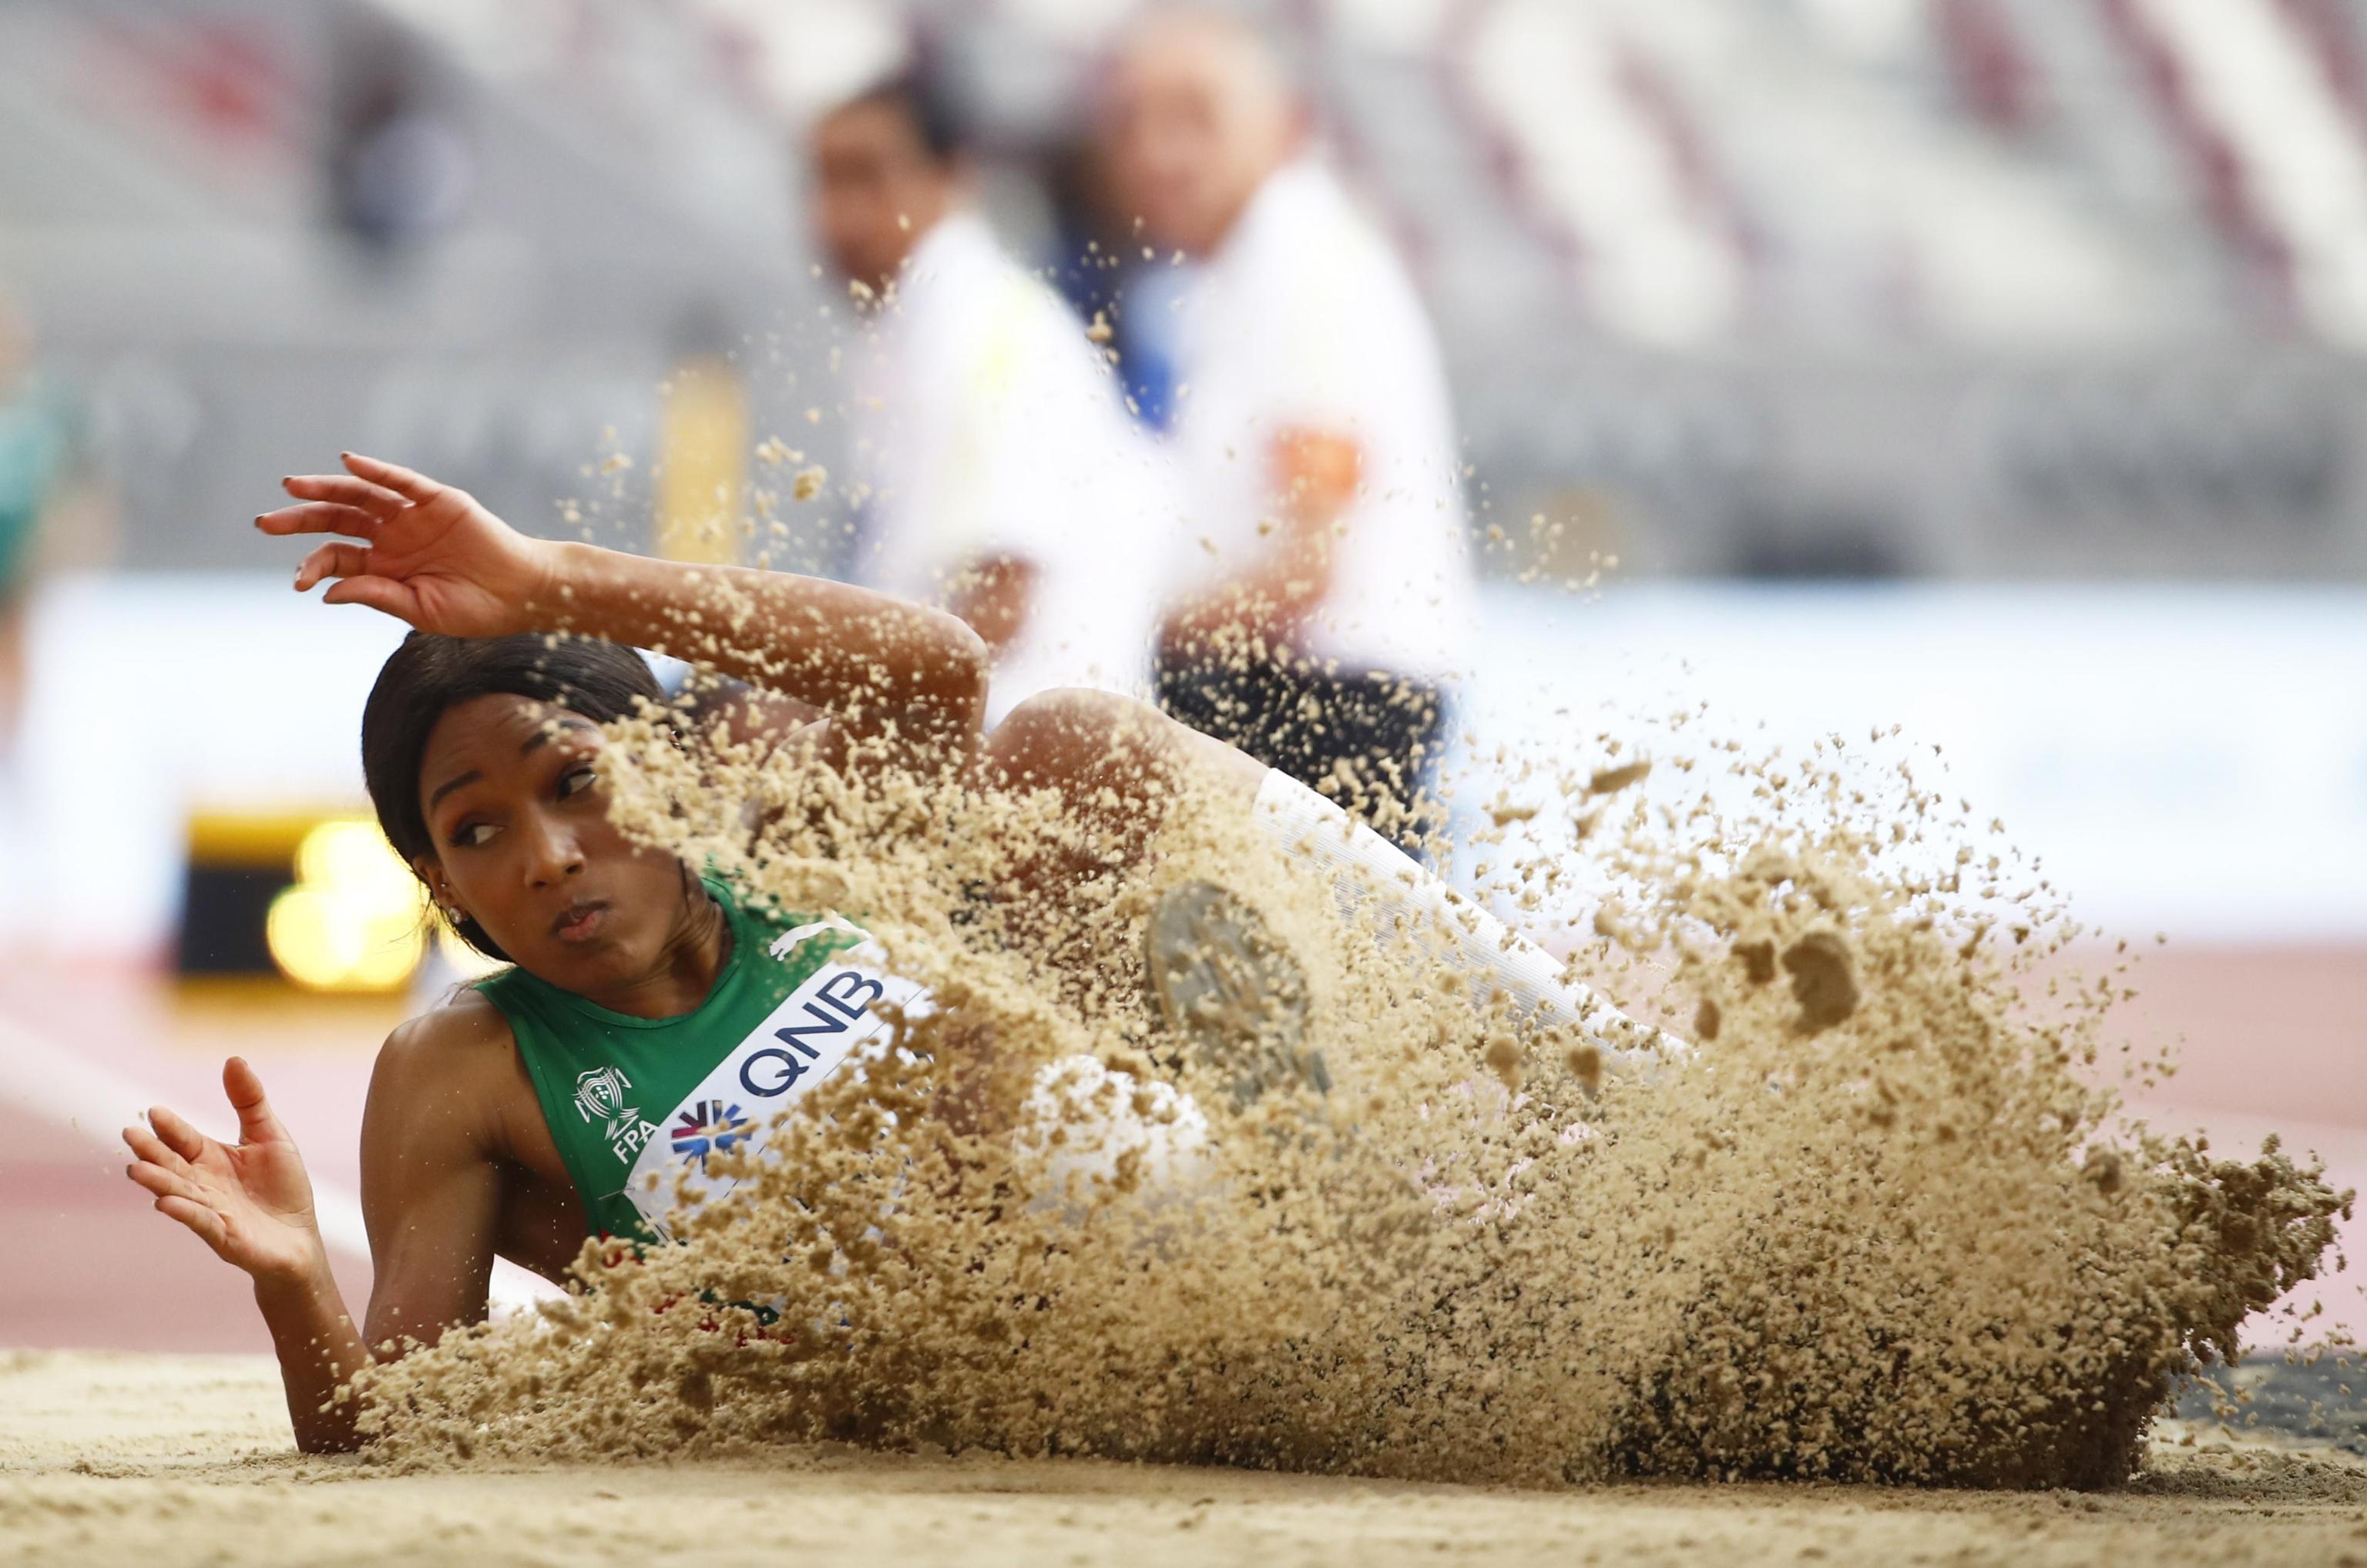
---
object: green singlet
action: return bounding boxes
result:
[478,878,932,1243]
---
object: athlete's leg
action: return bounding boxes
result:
[1247,768,1675,1077]
[985,687,1264,818]
[985,690,1676,1082]
[981,685,1261,915]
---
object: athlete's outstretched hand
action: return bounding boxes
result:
[259,452,555,636]
[124,1057,327,1287]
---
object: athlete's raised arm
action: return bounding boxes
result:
[259,452,990,772]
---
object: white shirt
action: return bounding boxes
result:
[1167,162,1472,679]
[845,213,1173,721]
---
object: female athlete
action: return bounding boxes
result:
[122,454,1645,1452]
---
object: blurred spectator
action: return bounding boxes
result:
[0,295,109,943]
[810,73,1172,722]
[0,301,72,762]
[1103,7,1472,835]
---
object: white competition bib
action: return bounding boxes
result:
[626,919,935,1238]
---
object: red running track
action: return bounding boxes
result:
[0,948,2357,1353]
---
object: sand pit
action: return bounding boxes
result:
[52,517,2357,1534]
[304,692,2342,1492]
[3,1351,2362,1567]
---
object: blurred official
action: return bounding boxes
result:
[811,75,1171,722]
[1103,8,1472,831]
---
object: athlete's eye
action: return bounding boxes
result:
[448,821,499,849]
[558,766,599,800]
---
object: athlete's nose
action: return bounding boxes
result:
[519,810,584,889]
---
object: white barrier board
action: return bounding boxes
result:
[3,575,2362,949]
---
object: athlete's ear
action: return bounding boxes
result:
[411,855,462,923]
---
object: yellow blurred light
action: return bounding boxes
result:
[297,819,418,902]
[656,355,747,567]
[267,818,431,993]
[352,908,428,989]
[266,887,346,991]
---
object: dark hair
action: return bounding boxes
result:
[361,632,666,960]
[833,69,966,168]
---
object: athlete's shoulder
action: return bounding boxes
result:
[374,987,518,1086]
[354,990,525,1169]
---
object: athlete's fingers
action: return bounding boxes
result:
[155,1194,229,1252]
[294,542,372,593]
[126,1157,204,1205]
[280,472,408,518]
[341,452,445,507]
[319,574,420,623]
[254,502,381,541]
[124,1122,193,1176]
[223,1056,289,1147]
[148,1104,210,1163]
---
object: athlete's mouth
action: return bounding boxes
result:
[552,900,609,943]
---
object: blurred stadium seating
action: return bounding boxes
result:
[3,0,2367,583]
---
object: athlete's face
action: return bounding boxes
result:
[414,694,693,998]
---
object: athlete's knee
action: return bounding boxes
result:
[991,688,1159,776]
[1003,687,1140,729]
[1000,687,1150,737]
